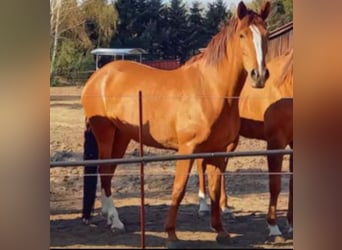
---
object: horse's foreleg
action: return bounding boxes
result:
[197,159,210,216]
[165,147,195,242]
[220,140,238,214]
[219,167,230,213]
[206,157,230,245]
[266,136,286,236]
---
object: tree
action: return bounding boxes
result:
[112,0,139,47]
[82,0,118,48]
[204,0,231,44]
[50,0,89,75]
[141,0,166,59]
[247,0,293,31]
[163,0,189,62]
[185,1,207,58]
[50,0,119,84]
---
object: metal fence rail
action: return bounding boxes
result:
[50,149,292,168]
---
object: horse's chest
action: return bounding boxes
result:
[200,106,240,150]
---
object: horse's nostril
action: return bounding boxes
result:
[265,68,270,79]
[251,69,259,79]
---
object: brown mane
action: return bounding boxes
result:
[281,49,293,83]
[184,18,238,66]
[274,49,293,87]
[184,9,266,67]
[202,18,237,65]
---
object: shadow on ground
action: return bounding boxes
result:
[50,204,293,249]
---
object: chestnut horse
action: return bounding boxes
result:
[197,49,293,237]
[81,1,270,244]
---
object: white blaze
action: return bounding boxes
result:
[249,24,263,74]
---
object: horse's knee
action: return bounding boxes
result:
[171,185,186,204]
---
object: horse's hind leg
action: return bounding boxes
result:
[287,141,293,233]
[197,140,237,217]
[205,156,230,245]
[89,116,130,232]
[266,134,287,236]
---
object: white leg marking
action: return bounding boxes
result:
[198,190,206,199]
[221,206,233,214]
[268,223,282,236]
[250,24,263,74]
[101,189,125,231]
[198,190,210,214]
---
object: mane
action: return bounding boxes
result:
[184,52,205,66]
[277,49,293,85]
[183,19,237,67]
[202,18,238,65]
[184,10,261,66]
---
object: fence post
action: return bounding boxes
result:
[138,91,145,249]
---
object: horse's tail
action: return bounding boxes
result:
[82,118,98,221]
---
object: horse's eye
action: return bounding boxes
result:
[240,34,245,39]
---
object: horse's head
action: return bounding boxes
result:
[235,1,271,88]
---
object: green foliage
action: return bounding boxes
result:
[205,0,231,36]
[163,0,189,62]
[50,0,118,85]
[247,0,293,31]
[185,1,207,57]
[111,0,231,63]
[82,0,118,47]
[51,0,293,86]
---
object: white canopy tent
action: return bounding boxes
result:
[90,48,148,70]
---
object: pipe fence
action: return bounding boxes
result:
[50,91,293,249]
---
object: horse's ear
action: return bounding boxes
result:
[237,1,248,20]
[260,1,271,20]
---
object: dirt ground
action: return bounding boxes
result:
[50,86,293,249]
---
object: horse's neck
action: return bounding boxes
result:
[276,53,294,97]
[281,79,293,99]
[277,68,293,98]
[217,46,246,104]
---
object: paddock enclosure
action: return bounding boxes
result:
[50,21,293,249]
[50,87,292,249]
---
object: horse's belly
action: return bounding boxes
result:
[111,114,179,150]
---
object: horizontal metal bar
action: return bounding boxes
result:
[50,172,293,177]
[50,149,292,168]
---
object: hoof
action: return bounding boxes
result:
[111,226,126,234]
[166,239,183,249]
[266,235,286,244]
[216,232,231,245]
[82,218,90,225]
[221,207,233,214]
[284,228,293,239]
[198,210,210,217]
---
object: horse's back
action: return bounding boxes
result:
[81,60,181,118]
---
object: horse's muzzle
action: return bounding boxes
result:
[250,68,269,88]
